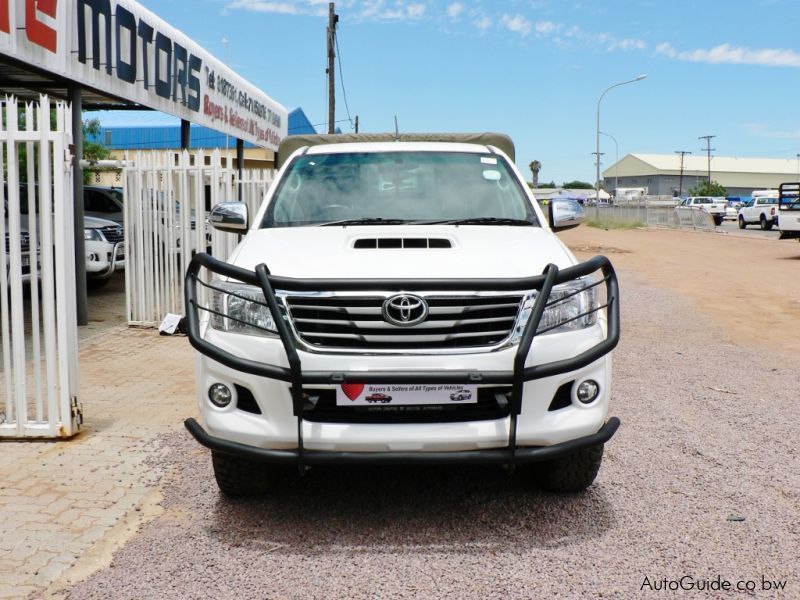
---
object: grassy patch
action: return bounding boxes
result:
[585,217,645,230]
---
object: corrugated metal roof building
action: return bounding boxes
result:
[84,107,317,185]
[87,107,316,151]
[602,153,800,197]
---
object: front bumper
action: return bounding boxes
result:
[85,241,125,278]
[185,416,620,465]
[184,253,621,464]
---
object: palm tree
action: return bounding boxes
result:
[529,160,541,188]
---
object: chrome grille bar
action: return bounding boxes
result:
[285,293,523,350]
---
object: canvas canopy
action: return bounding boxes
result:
[276,132,516,169]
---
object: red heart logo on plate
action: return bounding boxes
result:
[341,383,365,401]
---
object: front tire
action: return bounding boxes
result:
[713,215,723,226]
[211,451,287,497]
[738,215,746,229]
[534,444,605,493]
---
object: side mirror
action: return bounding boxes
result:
[549,198,584,231]
[210,202,248,234]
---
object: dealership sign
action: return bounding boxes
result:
[0,0,287,149]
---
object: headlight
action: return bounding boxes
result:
[84,228,103,241]
[510,280,598,342]
[208,281,278,337]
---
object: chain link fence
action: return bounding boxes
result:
[583,200,715,230]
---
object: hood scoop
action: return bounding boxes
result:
[353,237,452,249]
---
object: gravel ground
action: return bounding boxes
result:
[60,270,800,599]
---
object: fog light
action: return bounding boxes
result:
[576,380,600,404]
[86,252,98,262]
[208,383,232,407]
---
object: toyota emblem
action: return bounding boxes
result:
[382,294,428,327]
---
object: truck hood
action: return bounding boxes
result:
[229,226,576,280]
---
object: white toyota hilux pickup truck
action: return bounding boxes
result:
[184,133,620,496]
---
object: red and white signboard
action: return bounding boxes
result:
[336,383,478,407]
[0,0,287,150]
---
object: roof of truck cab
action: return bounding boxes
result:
[276,132,515,168]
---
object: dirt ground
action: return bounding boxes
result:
[559,226,800,358]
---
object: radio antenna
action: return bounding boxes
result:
[394,116,399,141]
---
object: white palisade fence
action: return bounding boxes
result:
[124,149,272,327]
[0,96,81,439]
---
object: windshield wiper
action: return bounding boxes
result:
[319,217,409,227]
[421,217,534,226]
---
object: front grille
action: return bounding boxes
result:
[100,226,124,243]
[285,293,523,350]
[302,386,512,423]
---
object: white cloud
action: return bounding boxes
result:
[227,0,300,14]
[743,123,800,139]
[474,15,492,31]
[227,0,424,20]
[534,20,559,35]
[447,2,464,19]
[657,42,800,68]
[501,14,531,36]
[358,0,426,21]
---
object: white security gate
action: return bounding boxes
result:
[124,150,273,326]
[0,96,81,439]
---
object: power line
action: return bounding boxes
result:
[334,29,352,128]
[674,150,691,197]
[698,135,716,184]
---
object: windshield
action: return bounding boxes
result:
[262,151,538,227]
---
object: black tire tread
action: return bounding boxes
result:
[211,451,283,497]
[535,443,605,493]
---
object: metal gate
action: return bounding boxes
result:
[0,96,81,438]
[123,149,273,326]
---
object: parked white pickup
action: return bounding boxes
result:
[676,196,728,226]
[738,192,778,230]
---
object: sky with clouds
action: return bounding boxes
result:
[136,0,800,185]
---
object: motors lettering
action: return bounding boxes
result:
[77,0,201,111]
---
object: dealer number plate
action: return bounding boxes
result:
[336,384,478,406]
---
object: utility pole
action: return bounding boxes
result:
[592,151,604,196]
[675,150,691,197]
[327,2,338,134]
[698,135,715,186]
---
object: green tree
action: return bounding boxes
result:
[688,180,728,197]
[537,181,557,189]
[4,115,110,184]
[562,180,594,189]
[82,118,111,183]
[528,160,541,187]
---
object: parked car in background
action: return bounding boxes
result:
[4,184,124,288]
[738,192,778,230]
[4,185,39,284]
[724,197,745,221]
[675,196,727,226]
[84,216,125,288]
[83,186,124,224]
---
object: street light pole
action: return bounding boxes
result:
[595,74,647,203]
[600,131,618,197]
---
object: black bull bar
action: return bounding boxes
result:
[183,253,621,465]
